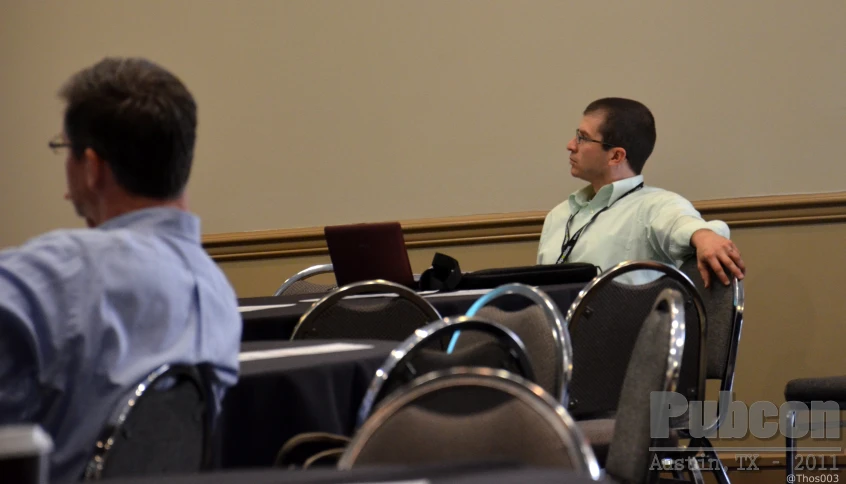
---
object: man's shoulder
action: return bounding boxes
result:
[0,230,98,336]
[0,229,94,269]
[0,226,187,286]
[635,186,704,224]
[545,198,573,219]
[639,186,694,205]
[0,229,131,311]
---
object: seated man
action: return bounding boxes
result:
[537,98,745,286]
[0,58,241,481]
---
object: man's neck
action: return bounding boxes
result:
[590,177,617,195]
[589,169,638,194]
[93,194,187,226]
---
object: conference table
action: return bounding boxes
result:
[220,281,587,467]
[238,282,587,341]
[219,339,397,469]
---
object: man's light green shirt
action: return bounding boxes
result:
[537,175,729,279]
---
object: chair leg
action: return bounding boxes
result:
[687,455,706,484]
[653,450,689,482]
[786,409,797,482]
[665,448,705,484]
[700,438,731,484]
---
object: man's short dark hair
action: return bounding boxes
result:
[584,97,656,174]
[59,57,197,199]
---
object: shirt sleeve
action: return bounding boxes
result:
[0,233,84,423]
[645,192,731,262]
[0,304,39,423]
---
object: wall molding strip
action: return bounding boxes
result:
[204,192,846,262]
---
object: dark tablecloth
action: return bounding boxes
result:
[219,340,397,469]
[80,462,601,484]
[239,283,585,341]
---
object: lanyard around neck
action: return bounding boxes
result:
[556,182,644,264]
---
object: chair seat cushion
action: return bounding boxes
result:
[785,376,846,404]
[577,418,615,465]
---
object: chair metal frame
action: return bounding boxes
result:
[654,288,688,409]
[82,364,210,480]
[459,282,573,406]
[677,258,746,436]
[678,259,745,484]
[303,447,346,469]
[652,288,696,484]
[634,288,689,484]
[289,279,441,340]
[274,431,351,469]
[339,367,602,480]
[274,263,335,296]
[356,315,535,428]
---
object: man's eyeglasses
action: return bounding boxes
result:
[575,130,615,149]
[48,135,72,155]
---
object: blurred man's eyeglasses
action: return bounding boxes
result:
[575,130,615,149]
[48,135,72,155]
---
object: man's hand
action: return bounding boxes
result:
[690,229,746,288]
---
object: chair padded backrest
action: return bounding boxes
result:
[275,264,336,296]
[343,370,598,475]
[85,365,209,480]
[567,275,700,420]
[291,281,441,341]
[375,333,533,405]
[295,298,433,340]
[357,317,535,426]
[679,258,738,380]
[464,305,559,397]
[280,279,336,296]
[605,290,682,484]
[355,388,569,466]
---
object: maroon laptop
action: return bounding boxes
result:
[324,221,416,288]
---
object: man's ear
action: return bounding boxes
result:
[82,147,108,191]
[607,146,628,167]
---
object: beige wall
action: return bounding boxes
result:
[3,2,845,471]
[2,0,845,248]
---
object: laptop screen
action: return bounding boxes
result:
[324,222,416,288]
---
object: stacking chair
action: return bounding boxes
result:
[276,316,535,469]
[83,364,211,480]
[784,378,846,482]
[290,280,440,341]
[455,283,572,404]
[563,261,706,470]
[677,257,745,484]
[570,288,689,484]
[274,263,336,296]
[356,315,536,426]
[337,367,601,478]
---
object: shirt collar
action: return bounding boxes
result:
[569,175,645,211]
[98,207,201,242]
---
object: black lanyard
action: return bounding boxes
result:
[556,183,644,264]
